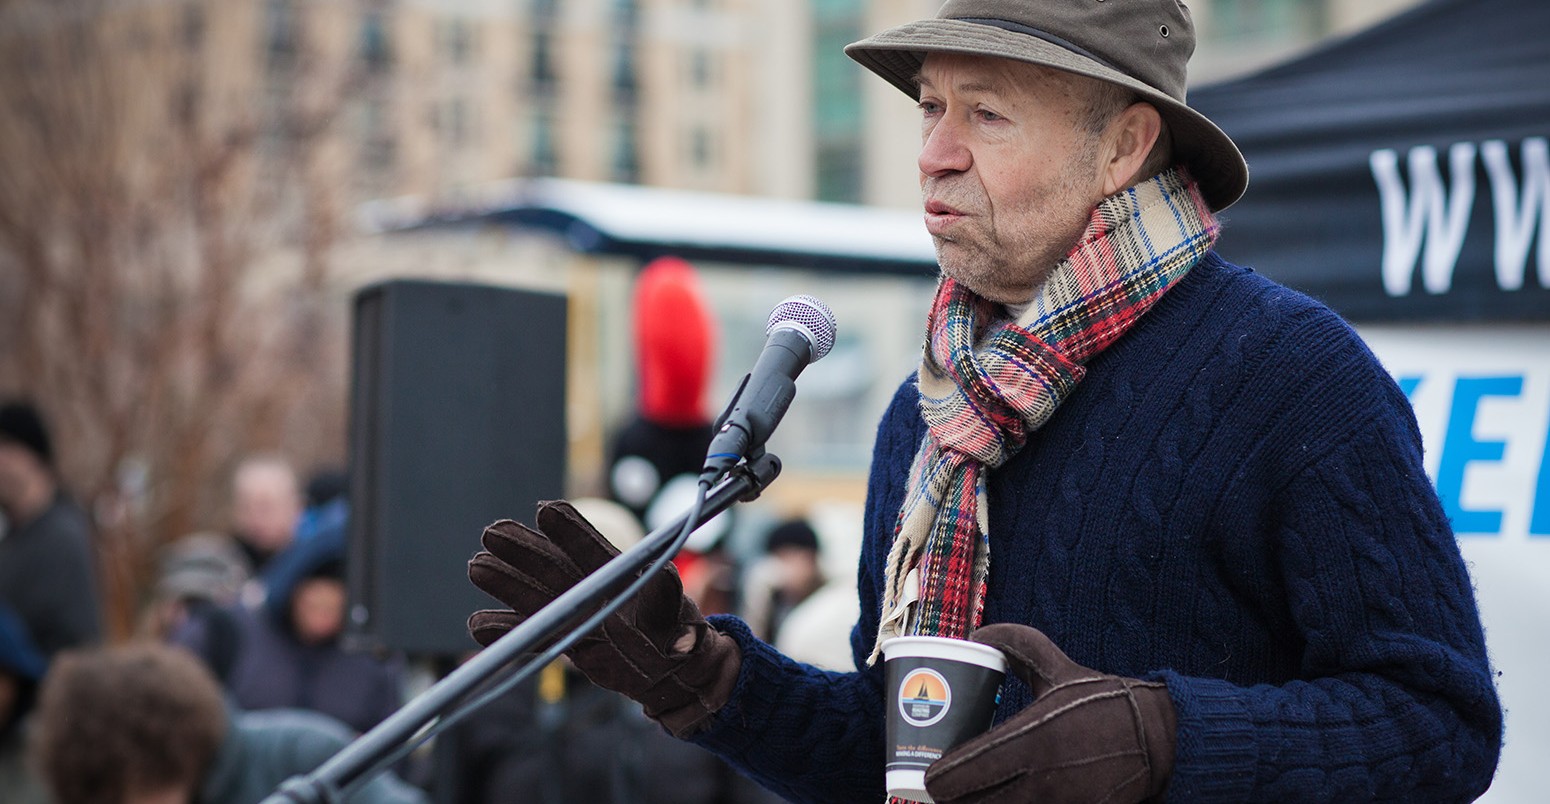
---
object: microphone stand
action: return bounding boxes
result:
[261,451,782,803]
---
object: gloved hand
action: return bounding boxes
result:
[924,623,1177,804]
[467,500,741,737]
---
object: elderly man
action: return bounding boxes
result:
[467,2,1502,802]
[230,455,304,575]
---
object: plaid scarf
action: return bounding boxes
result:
[870,168,1219,665]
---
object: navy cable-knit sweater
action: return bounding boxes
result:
[691,253,1502,802]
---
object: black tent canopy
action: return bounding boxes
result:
[1190,0,1550,322]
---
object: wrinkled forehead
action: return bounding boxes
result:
[915,51,1097,106]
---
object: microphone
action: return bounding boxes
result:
[701,295,837,481]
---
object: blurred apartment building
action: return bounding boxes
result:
[158,0,1425,215]
[2,0,1431,496]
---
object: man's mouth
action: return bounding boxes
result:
[924,199,963,216]
[924,199,967,237]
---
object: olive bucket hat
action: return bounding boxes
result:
[845,0,1248,211]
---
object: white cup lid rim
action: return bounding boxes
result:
[881,635,1007,671]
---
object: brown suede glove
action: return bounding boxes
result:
[466,500,741,737]
[924,623,1177,804]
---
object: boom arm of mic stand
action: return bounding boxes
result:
[260,452,782,804]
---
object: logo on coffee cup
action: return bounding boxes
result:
[897,668,951,727]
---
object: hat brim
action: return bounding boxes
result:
[845,20,1248,212]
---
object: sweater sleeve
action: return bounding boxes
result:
[1157,386,1503,802]
[687,378,923,803]
[690,616,886,803]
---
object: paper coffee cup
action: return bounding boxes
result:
[882,635,1006,803]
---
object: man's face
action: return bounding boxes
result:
[0,441,37,515]
[917,53,1108,304]
[771,545,822,594]
[290,577,346,646]
[232,463,301,554]
[0,673,18,725]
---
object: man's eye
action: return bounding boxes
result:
[977,109,1003,122]
[918,100,942,116]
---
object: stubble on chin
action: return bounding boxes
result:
[932,228,1053,305]
[924,153,1102,303]
[924,199,1015,301]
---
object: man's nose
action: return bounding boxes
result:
[919,115,971,177]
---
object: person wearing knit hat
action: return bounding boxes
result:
[169,516,405,737]
[465,3,1499,803]
[739,519,826,644]
[0,399,101,660]
[0,401,58,513]
[0,402,53,470]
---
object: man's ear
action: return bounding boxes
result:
[1100,102,1163,197]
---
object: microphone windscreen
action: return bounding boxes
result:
[766,294,837,362]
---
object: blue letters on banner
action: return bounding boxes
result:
[1437,377,1524,535]
[1533,417,1550,537]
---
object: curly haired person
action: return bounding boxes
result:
[30,643,425,804]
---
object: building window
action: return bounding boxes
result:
[360,11,391,73]
[690,126,714,170]
[610,0,639,102]
[531,30,557,90]
[816,143,863,205]
[1210,0,1326,42]
[183,5,205,50]
[612,118,639,183]
[611,0,638,27]
[690,49,714,89]
[443,98,470,146]
[531,111,558,176]
[265,0,298,74]
[531,0,561,100]
[440,17,474,65]
[359,98,397,177]
[811,0,864,202]
[612,41,637,98]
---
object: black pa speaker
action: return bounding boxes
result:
[347,279,567,655]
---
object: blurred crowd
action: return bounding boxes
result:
[0,396,855,804]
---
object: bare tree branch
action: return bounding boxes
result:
[0,0,362,637]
